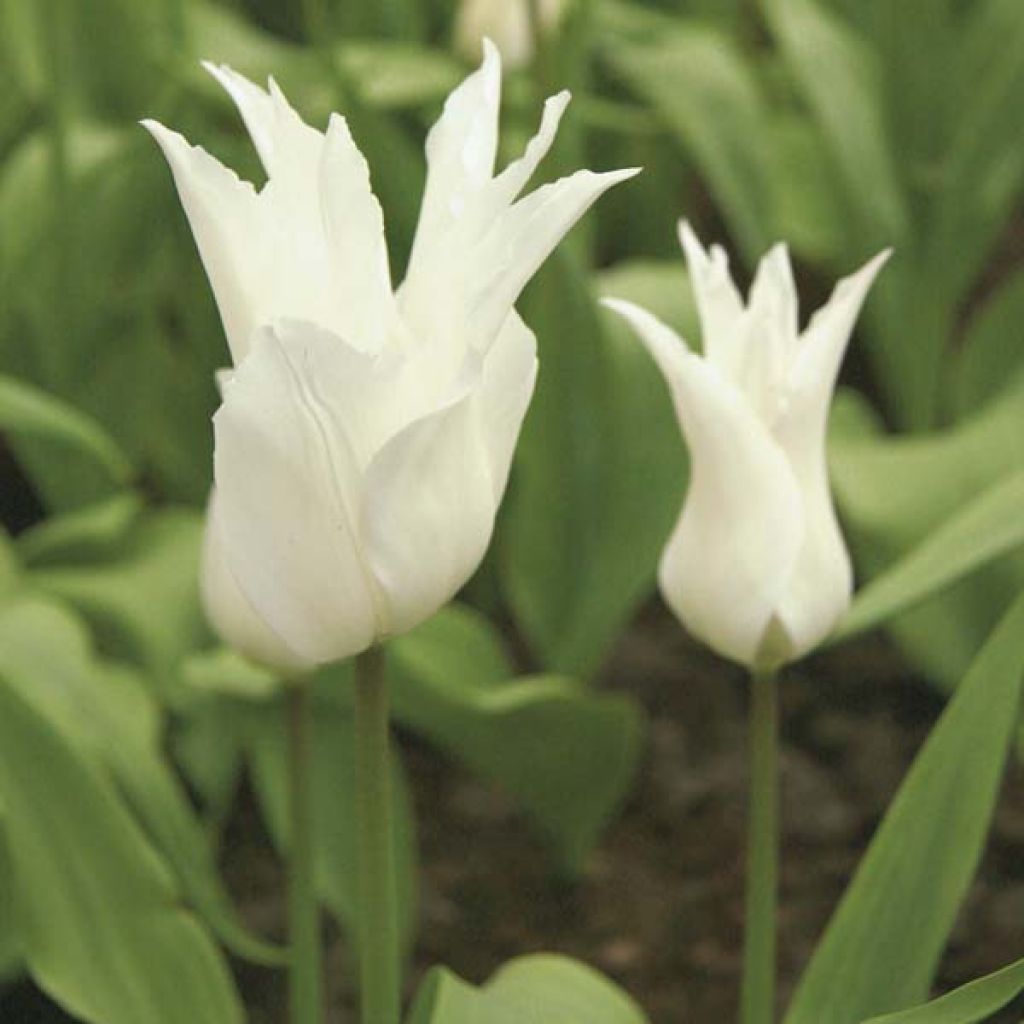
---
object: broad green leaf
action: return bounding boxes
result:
[785,591,1024,1024]
[0,679,243,1024]
[407,954,649,1024]
[607,27,775,261]
[389,605,644,872]
[836,472,1024,640]
[0,374,132,488]
[860,956,1024,1024]
[29,508,207,692]
[504,250,685,679]
[0,821,21,981]
[243,687,419,951]
[337,43,463,108]
[0,596,280,966]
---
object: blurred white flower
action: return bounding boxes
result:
[455,0,566,69]
[605,224,889,670]
[145,46,636,672]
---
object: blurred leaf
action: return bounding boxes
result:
[504,250,685,679]
[860,955,1024,1024]
[931,0,1024,303]
[337,42,462,109]
[946,268,1024,419]
[16,491,143,566]
[243,686,419,952]
[389,605,644,873]
[607,27,775,261]
[183,646,279,700]
[786,590,1024,1023]
[0,677,243,1024]
[408,954,649,1024]
[830,381,1024,685]
[0,374,132,488]
[836,471,1024,641]
[0,821,21,981]
[28,508,207,692]
[0,596,280,966]
[765,0,907,248]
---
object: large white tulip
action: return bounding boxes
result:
[605,224,889,670]
[145,46,636,672]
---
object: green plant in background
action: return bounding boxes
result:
[0,0,1021,1022]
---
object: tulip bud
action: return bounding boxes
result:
[145,48,636,672]
[455,0,566,69]
[605,223,889,670]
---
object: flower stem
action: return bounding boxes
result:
[740,668,779,1024]
[287,682,324,1024]
[354,646,400,1024]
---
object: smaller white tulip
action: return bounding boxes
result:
[604,223,889,670]
[455,0,566,69]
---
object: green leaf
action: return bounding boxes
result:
[337,42,463,109]
[785,591,1024,1024]
[16,491,143,566]
[836,471,1024,640]
[860,956,1024,1024]
[0,678,243,1024]
[0,374,132,488]
[28,508,208,692]
[243,686,419,952]
[607,27,775,261]
[504,250,686,679]
[0,596,280,966]
[946,268,1024,419]
[407,954,649,1024]
[765,0,907,248]
[389,605,644,873]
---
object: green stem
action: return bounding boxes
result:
[287,683,324,1024]
[354,647,400,1024]
[740,669,779,1024]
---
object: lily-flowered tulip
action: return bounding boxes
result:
[455,0,566,69]
[145,47,636,673]
[605,224,889,670]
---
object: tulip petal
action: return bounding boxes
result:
[213,324,382,665]
[406,40,502,279]
[142,119,272,363]
[202,63,322,183]
[677,221,745,377]
[362,388,496,637]
[603,299,804,666]
[471,166,640,345]
[320,113,397,354]
[200,495,313,673]
[769,250,889,656]
[478,312,538,502]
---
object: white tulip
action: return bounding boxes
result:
[455,0,566,69]
[145,47,636,672]
[604,224,889,670]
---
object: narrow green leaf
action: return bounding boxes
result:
[0,679,243,1024]
[860,956,1024,1024]
[785,591,1024,1023]
[836,471,1024,640]
[389,605,644,872]
[765,0,907,247]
